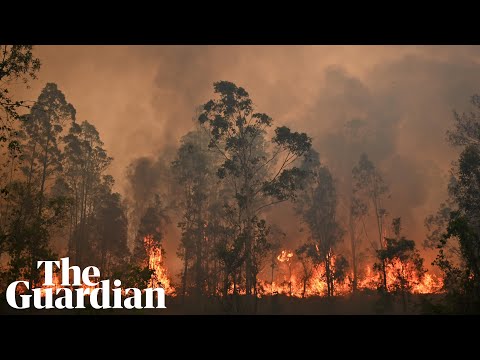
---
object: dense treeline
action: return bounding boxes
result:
[0,45,479,313]
[0,47,130,289]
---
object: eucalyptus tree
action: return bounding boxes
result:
[197,81,312,296]
[296,150,346,297]
[6,83,74,288]
[353,153,389,290]
[62,120,112,265]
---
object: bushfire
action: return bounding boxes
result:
[259,249,444,298]
[143,235,175,296]
[29,234,176,298]
[30,243,441,300]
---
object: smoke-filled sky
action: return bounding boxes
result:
[19,45,480,271]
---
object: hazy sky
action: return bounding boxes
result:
[18,45,480,271]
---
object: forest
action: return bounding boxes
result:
[0,45,479,314]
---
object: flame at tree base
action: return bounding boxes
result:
[32,247,441,301]
[357,260,444,295]
[256,250,444,298]
[143,235,176,296]
[33,236,177,298]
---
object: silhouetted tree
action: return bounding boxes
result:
[296,243,314,298]
[172,129,220,299]
[337,119,370,293]
[376,218,425,311]
[62,120,112,266]
[92,185,129,276]
[250,218,271,299]
[198,80,311,296]
[0,45,41,202]
[133,194,169,265]
[5,83,74,289]
[296,150,346,297]
[353,153,389,290]
[429,95,480,312]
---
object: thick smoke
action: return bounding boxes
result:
[123,147,181,271]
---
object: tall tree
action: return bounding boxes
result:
[7,83,75,289]
[172,129,220,300]
[353,153,389,290]
[62,120,112,265]
[348,194,368,292]
[296,243,315,298]
[435,146,480,308]
[133,194,169,265]
[296,150,346,297]
[431,94,480,312]
[250,218,271,299]
[91,178,129,275]
[20,83,75,213]
[0,45,41,200]
[333,119,371,293]
[197,81,311,296]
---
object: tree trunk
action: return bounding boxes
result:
[182,249,189,303]
[252,271,258,313]
[244,216,253,296]
[382,260,388,291]
[349,211,358,293]
[271,252,275,295]
[30,131,51,291]
[205,226,210,296]
[37,136,50,218]
[373,189,387,292]
[243,142,254,297]
[289,263,292,296]
[325,256,332,297]
[223,272,229,298]
[101,225,107,276]
[195,227,203,299]
[78,160,90,266]
[303,276,307,298]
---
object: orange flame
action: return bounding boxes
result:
[33,235,177,298]
[258,249,443,298]
[143,235,176,296]
[277,250,294,262]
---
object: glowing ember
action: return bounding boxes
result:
[277,250,294,262]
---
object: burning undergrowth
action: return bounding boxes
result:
[13,234,176,299]
[257,249,443,298]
